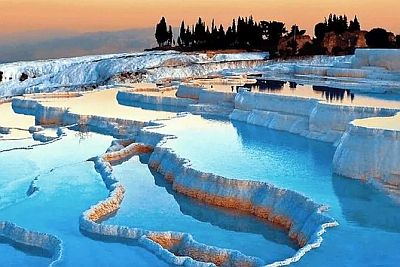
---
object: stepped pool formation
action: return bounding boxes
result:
[0,50,399,266]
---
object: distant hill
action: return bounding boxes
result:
[0,28,156,63]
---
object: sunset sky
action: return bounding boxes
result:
[1,0,399,36]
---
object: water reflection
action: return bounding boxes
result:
[71,124,92,142]
[232,118,400,234]
[105,155,297,262]
[0,236,52,259]
[244,79,356,104]
[244,79,286,92]
[231,119,335,162]
[80,230,152,251]
[289,81,297,89]
[332,174,400,233]
[149,169,298,249]
[313,85,355,103]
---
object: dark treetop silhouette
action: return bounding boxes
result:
[153,14,400,58]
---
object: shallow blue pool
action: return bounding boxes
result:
[0,236,51,267]
[105,156,297,263]
[2,111,400,266]
[0,131,168,267]
[0,138,41,152]
[150,114,400,267]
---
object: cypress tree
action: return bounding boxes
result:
[349,16,361,32]
[179,21,186,46]
[168,25,173,46]
[155,17,169,47]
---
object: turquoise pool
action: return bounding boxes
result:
[0,236,51,267]
[0,130,167,267]
[0,138,41,153]
[105,156,297,263]
[149,114,400,266]
[1,102,399,266]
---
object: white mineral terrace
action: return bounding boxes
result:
[0,51,268,97]
[224,49,400,94]
[3,85,337,267]
[116,75,400,188]
[1,50,400,266]
[8,72,400,189]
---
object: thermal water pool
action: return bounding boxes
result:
[30,89,177,122]
[0,130,168,267]
[2,86,399,266]
[0,102,34,140]
[0,236,51,267]
[0,138,41,152]
[148,114,400,266]
[0,101,40,151]
[105,156,297,263]
[199,78,400,109]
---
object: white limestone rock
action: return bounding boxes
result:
[333,123,400,186]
